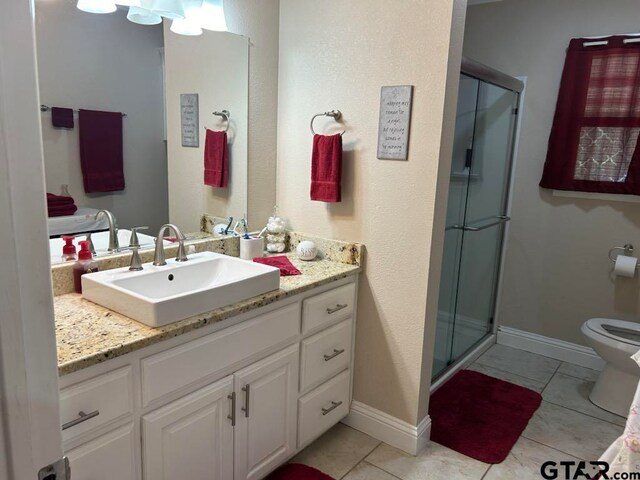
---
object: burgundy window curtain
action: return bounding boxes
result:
[540,36,640,195]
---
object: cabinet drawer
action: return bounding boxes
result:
[300,319,352,392]
[60,366,133,443]
[141,303,299,406]
[65,423,137,480]
[302,283,355,335]
[298,370,350,449]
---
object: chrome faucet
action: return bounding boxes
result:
[94,209,119,252]
[153,224,188,266]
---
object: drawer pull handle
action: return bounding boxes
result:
[326,304,348,315]
[321,401,343,416]
[324,348,346,362]
[241,384,250,418]
[61,410,100,431]
[227,392,236,426]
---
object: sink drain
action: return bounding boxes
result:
[168,274,175,281]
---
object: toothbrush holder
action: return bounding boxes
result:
[240,237,264,260]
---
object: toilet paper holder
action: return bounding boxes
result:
[608,244,638,268]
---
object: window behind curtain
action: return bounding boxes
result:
[540,36,640,195]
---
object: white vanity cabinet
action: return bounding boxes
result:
[58,276,358,480]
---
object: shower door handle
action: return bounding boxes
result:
[450,215,510,232]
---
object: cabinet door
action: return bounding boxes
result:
[66,423,137,480]
[142,375,234,480]
[234,345,299,480]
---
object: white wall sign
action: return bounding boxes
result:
[180,93,199,147]
[377,85,413,160]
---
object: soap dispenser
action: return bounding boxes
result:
[74,240,98,294]
[61,235,77,262]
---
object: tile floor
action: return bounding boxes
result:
[292,344,626,479]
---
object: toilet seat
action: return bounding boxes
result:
[585,318,640,347]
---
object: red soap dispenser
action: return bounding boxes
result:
[61,235,77,262]
[74,240,98,294]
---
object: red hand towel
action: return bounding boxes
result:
[253,256,302,276]
[79,109,125,193]
[310,133,343,202]
[47,193,75,206]
[204,129,229,188]
[51,107,74,128]
[47,204,78,217]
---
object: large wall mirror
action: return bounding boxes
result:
[35,0,248,263]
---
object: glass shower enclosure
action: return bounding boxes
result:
[432,59,523,380]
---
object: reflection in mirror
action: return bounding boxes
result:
[35,1,249,264]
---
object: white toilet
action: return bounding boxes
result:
[582,318,640,417]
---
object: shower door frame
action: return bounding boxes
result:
[431,58,525,390]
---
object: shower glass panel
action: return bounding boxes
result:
[432,69,519,380]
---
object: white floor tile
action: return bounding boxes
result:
[483,437,582,480]
[342,462,400,480]
[466,363,546,393]
[475,344,560,384]
[557,362,601,382]
[292,424,380,479]
[366,442,489,480]
[522,401,623,460]
[542,372,626,426]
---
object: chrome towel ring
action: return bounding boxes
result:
[211,110,230,132]
[310,110,345,136]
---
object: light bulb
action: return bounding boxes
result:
[77,0,117,14]
[150,0,185,20]
[127,5,162,24]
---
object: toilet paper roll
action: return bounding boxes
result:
[615,255,638,278]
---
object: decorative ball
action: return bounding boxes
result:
[296,240,317,261]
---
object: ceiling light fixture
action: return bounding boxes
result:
[77,0,117,14]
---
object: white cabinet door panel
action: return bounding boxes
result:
[142,376,234,480]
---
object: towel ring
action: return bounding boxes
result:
[310,110,345,136]
[210,110,230,132]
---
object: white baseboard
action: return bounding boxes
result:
[497,326,605,371]
[342,401,431,456]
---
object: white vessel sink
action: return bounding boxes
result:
[81,251,281,327]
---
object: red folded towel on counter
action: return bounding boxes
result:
[46,192,78,217]
[51,107,74,129]
[47,193,75,206]
[253,256,302,276]
[47,204,78,217]
[79,109,125,193]
[310,133,343,202]
[204,129,229,188]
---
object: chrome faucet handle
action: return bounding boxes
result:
[86,233,96,256]
[129,226,149,248]
[129,247,143,271]
[175,241,188,262]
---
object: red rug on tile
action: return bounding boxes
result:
[429,369,542,464]
[266,464,334,480]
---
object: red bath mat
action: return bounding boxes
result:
[429,369,542,463]
[267,464,334,480]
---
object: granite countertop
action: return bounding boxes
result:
[55,253,360,376]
